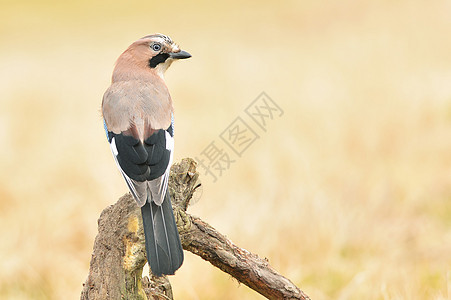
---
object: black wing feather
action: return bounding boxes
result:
[110,128,171,182]
[106,124,183,276]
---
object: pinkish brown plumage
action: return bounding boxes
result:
[102,34,191,276]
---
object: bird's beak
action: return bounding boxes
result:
[169,50,191,59]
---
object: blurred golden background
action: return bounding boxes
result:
[1,0,451,299]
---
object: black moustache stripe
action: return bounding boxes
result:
[148,53,170,68]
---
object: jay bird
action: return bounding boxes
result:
[102,34,191,276]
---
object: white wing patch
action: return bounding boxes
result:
[111,137,119,156]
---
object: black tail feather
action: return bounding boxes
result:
[141,192,184,276]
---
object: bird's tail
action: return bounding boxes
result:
[141,192,184,276]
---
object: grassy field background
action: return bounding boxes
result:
[1,0,451,299]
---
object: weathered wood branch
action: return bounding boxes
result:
[81,158,310,300]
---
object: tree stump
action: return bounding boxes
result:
[81,158,311,300]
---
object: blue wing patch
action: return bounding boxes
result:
[103,119,111,142]
[171,113,174,136]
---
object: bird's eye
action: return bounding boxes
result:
[151,43,161,51]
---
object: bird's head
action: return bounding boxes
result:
[113,34,191,80]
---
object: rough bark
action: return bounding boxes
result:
[80,192,172,300]
[81,158,311,300]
